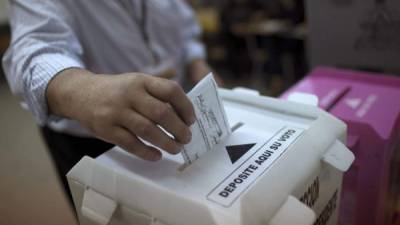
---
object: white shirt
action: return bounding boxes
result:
[2,0,205,136]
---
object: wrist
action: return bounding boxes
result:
[188,59,210,83]
[46,68,95,120]
[188,58,207,71]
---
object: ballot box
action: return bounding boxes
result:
[306,0,400,73]
[281,67,400,225]
[67,87,354,225]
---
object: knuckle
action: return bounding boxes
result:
[136,121,153,136]
[128,73,146,87]
[153,104,170,121]
[94,107,114,122]
[166,81,180,96]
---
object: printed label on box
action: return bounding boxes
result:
[207,127,304,207]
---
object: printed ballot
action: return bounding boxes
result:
[181,74,231,164]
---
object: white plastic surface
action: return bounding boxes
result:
[287,92,319,106]
[82,188,117,225]
[232,87,260,96]
[323,140,355,172]
[67,88,354,225]
[269,196,316,225]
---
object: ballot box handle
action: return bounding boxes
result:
[232,87,260,96]
[287,92,319,107]
[322,140,355,172]
[81,188,118,225]
[269,195,316,225]
[80,159,118,225]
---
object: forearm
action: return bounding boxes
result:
[187,59,210,82]
[188,59,209,73]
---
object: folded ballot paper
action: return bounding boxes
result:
[182,73,231,165]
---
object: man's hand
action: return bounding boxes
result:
[46,68,196,161]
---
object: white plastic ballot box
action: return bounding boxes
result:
[67,89,354,225]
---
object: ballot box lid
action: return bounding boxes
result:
[282,67,400,142]
[68,89,354,225]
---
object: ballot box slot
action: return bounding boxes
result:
[324,86,351,111]
[178,121,245,172]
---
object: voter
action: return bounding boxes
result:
[2,0,221,194]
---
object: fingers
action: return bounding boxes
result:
[130,95,191,144]
[119,110,183,154]
[157,68,176,79]
[110,127,162,161]
[144,77,196,126]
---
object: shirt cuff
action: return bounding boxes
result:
[23,53,84,125]
[184,40,206,64]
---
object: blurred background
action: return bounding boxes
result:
[0,0,399,225]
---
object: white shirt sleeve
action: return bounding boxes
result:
[2,0,84,125]
[176,1,206,64]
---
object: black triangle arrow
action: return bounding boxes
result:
[226,143,256,164]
